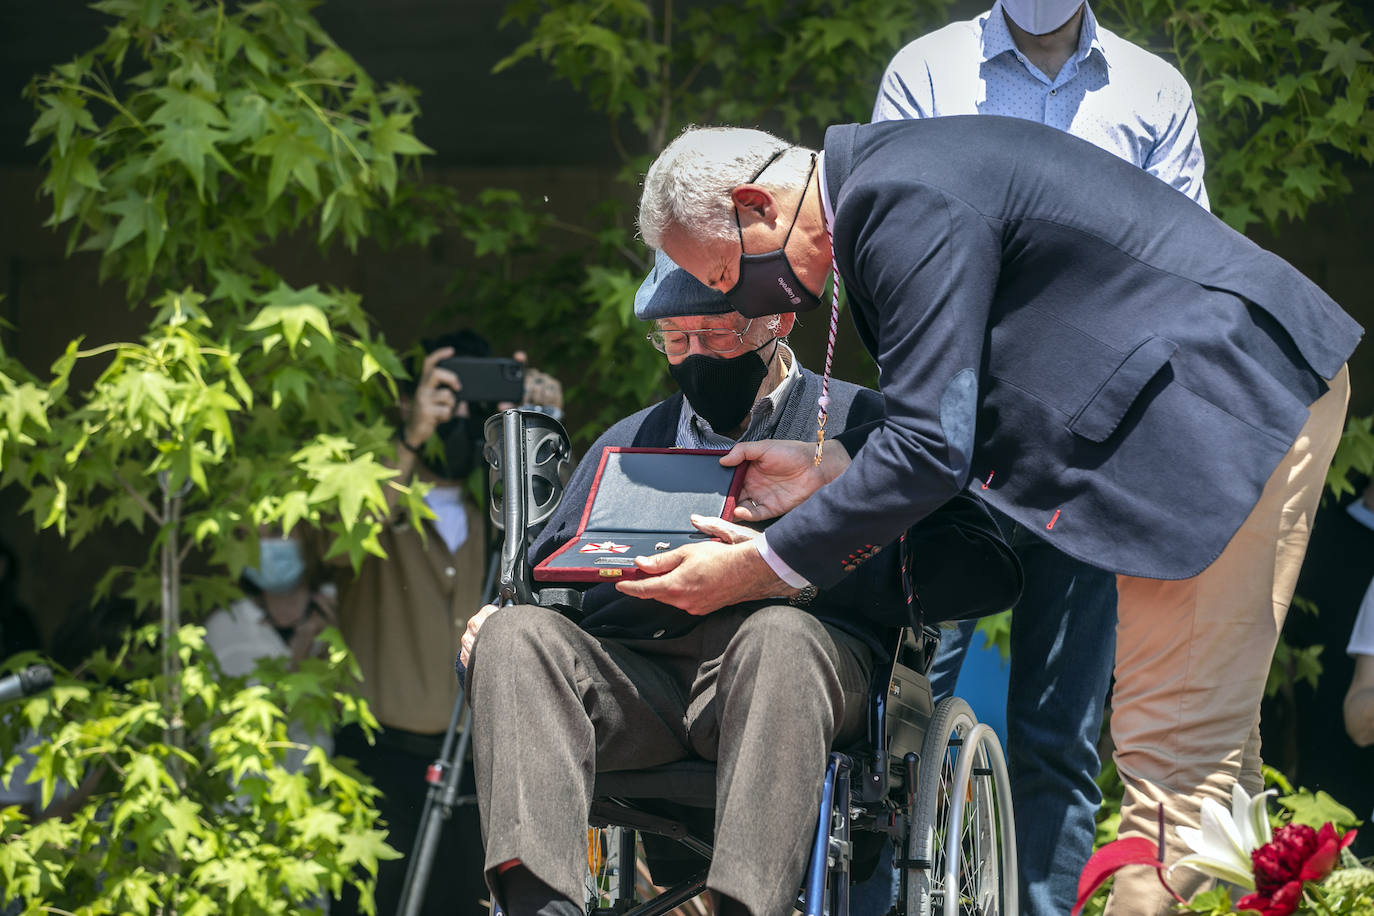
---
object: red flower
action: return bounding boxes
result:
[1235,823,1357,915]
[1236,880,1303,916]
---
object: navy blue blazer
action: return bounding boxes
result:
[764,116,1363,588]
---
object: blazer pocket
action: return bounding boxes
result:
[1068,335,1178,443]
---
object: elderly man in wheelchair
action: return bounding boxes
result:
[460,253,1023,916]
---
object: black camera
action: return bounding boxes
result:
[437,356,525,404]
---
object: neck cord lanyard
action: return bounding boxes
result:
[814,197,841,467]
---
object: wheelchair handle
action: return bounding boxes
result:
[497,409,534,606]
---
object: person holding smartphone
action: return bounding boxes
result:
[330,328,562,916]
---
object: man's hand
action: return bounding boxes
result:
[615,539,796,615]
[688,513,762,544]
[460,603,499,669]
[404,346,462,447]
[724,439,851,522]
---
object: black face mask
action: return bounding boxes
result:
[427,415,482,481]
[724,150,824,319]
[668,339,777,436]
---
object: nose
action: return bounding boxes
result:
[685,334,715,357]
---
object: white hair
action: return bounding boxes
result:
[638,126,817,249]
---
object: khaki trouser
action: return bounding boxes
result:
[467,604,873,916]
[1105,365,1350,915]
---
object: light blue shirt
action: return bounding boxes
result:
[872,0,1209,207]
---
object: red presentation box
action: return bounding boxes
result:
[533,447,747,582]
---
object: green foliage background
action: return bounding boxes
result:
[443,0,1374,482]
[0,0,448,910]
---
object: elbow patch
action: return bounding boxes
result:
[939,368,977,481]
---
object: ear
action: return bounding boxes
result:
[730,185,776,222]
[775,313,798,337]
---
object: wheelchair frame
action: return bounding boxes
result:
[584,630,1018,916]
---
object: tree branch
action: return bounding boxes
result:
[111,470,165,525]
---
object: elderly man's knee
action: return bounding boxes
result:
[470,605,575,674]
[735,603,828,642]
[724,605,834,679]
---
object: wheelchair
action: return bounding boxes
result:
[581,624,1017,916]
[481,409,1020,916]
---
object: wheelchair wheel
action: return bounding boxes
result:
[903,698,1018,916]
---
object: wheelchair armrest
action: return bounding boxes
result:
[533,587,583,618]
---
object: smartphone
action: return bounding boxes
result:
[437,356,526,404]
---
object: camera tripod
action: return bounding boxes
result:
[395,409,573,916]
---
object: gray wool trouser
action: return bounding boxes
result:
[466,603,873,916]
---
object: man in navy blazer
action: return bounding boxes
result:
[623,118,1360,913]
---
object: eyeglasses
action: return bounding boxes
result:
[647,320,754,356]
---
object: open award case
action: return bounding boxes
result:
[533,447,747,582]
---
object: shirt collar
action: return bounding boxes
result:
[1077,3,1107,67]
[817,150,835,232]
[982,1,1109,70]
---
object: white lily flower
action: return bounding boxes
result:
[1169,784,1275,889]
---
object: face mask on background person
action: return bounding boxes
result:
[668,338,778,434]
[427,414,483,482]
[1000,0,1083,34]
[244,538,305,594]
[724,151,824,319]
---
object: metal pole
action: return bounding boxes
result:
[397,410,536,916]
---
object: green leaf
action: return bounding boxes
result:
[41,135,104,225]
[28,91,99,156]
[157,795,204,856]
[336,827,402,875]
[147,86,229,129]
[147,122,232,200]
[270,366,313,408]
[0,380,51,437]
[1321,35,1374,79]
[973,608,1013,661]
[250,127,328,204]
[1290,2,1344,46]
[1277,788,1360,830]
[101,190,165,262]
[370,112,433,157]
[1281,163,1335,201]
[293,806,346,846]
[321,518,387,569]
[245,302,332,353]
[305,454,396,527]
[197,855,259,904]
[207,268,256,306]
